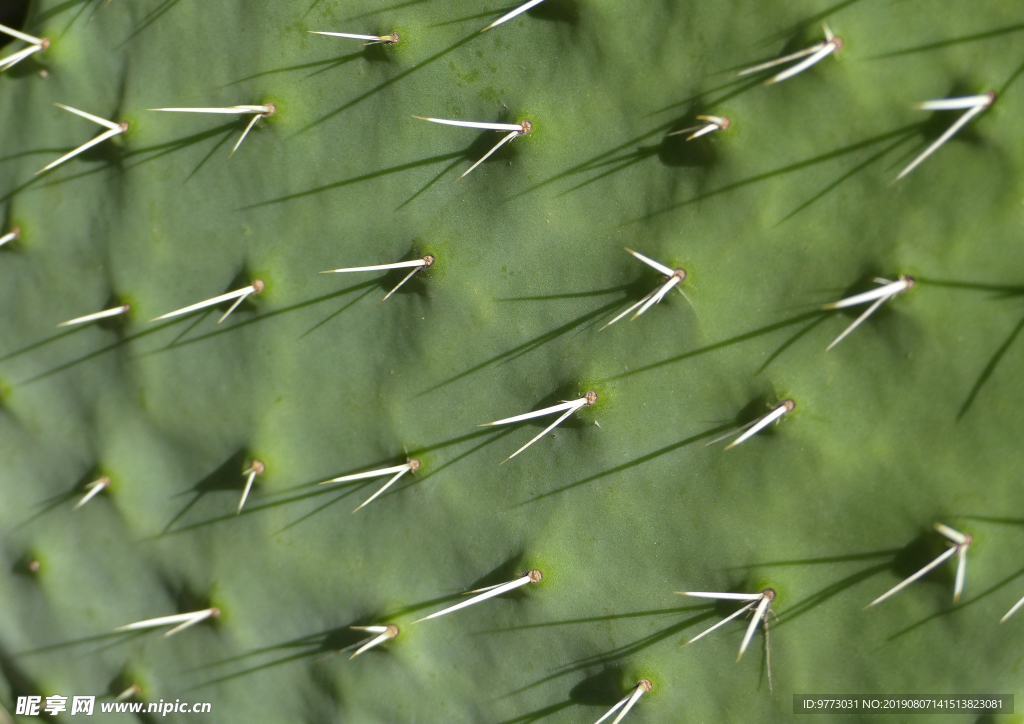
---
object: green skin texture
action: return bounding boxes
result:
[1,0,1024,721]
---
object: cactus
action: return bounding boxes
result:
[2,0,1023,721]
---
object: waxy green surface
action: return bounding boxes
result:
[1,0,1023,721]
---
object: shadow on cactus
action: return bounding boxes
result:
[2,0,1023,722]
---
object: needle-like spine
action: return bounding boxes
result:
[150,281,264,323]
[737,23,842,84]
[0,22,48,72]
[309,30,400,45]
[413,570,542,623]
[149,104,276,156]
[414,116,532,179]
[676,589,776,661]
[865,523,972,607]
[322,255,434,303]
[74,477,110,509]
[481,0,548,32]
[58,304,130,327]
[0,227,19,248]
[318,459,420,511]
[823,275,914,350]
[666,115,730,140]
[115,608,220,638]
[895,92,995,180]
[37,104,128,175]
[481,391,597,461]
[593,680,652,724]
[348,624,399,658]
[602,249,686,330]
[237,461,265,514]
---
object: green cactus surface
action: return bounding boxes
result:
[2,0,1024,722]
